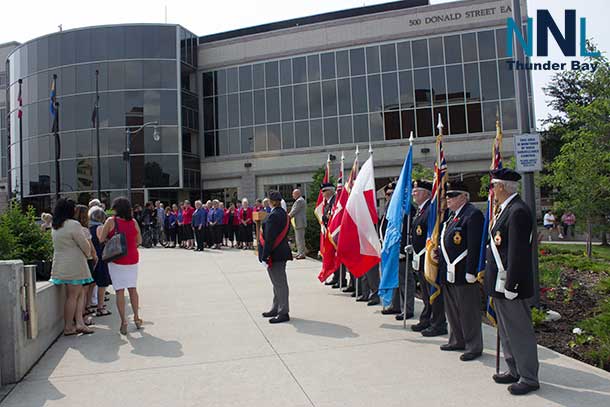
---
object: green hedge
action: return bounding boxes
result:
[0,202,53,264]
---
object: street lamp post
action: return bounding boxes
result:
[124,121,160,202]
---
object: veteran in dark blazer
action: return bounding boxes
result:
[438,180,484,361]
[484,168,539,396]
[409,180,447,336]
[259,190,293,324]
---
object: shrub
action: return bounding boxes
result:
[305,202,321,256]
[596,277,610,295]
[0,202,53,264]
[580,299,610,369]
[531,307,547,328]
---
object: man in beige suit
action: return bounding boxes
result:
[289,189,307,259]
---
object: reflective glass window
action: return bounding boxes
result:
[228,128,240,155]
[399,70,414,109]
[339,115,353,144]
[254,90,266,125]
[227,67,239,93]
[253,63,265,89]
[267,124,281,151]
[482,101,500,132]
[266,87,280,123]
[321,52,336,80]
[449,104,466,134]
[382,72,399,111]
[265,61,279,87]
[106,27,125,60]
[294,84,308,120]
[496,28,508,58]
[431,67,446,105]
[350,48,365,76]
[366,46,380,74]
[444,35,462,64]
[310,119,323,147]
[125,61,144,89]
[353,114,369,143]
[239,65,252,91]
[62,65,76,96]
[240,92,253,126]
[480,61,499,101]
[241,127,253,153]
[307,55,320,82]
[218,129,228,156]
[381,44,397,72]
[467,103,482,133]
[367,75,382,112]
[464,63,480,102]
[203,72,214,96]
[216,95,228,129]
[397,41,412,70]
[280,86,293,122]
[478,30,496,60]
[416,108,433,137]
[446,65,464,104]
[498,59,515,99]
[322,80,337,117]
[412,39,429,68]
[370,112,384,141]
[324,117,339,145]
[295,120,309,148]
[108,61,125,90]
[384,111,400,140]
[292,57,307,84]
[215,70,227,95]
[462,33,477,62]
[401,109,415,138]
[429,37,444,66]
[413,69,431,107]
[351,76,367,114]
[160,61,177,89]
[280,59,292,85]
[281,123,294,149]
[227,94,239,128]
[309,82,321,118]
[336,50,350,78]
[144,60,161,89]
[501,100,517,130]
[337,78,351,115]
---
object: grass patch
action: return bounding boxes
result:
[540,243,610,261]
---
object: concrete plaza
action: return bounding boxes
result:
[1,248,610,407]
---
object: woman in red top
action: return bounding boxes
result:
[100,197,143,335]
[182,200,195,250]
[238,198,254,250]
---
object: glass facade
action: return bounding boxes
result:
[1,68,8,177]
[4,25,199,209]
[202,27,519,157]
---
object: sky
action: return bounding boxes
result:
[2,0,608,130]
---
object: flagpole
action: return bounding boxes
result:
[342,146,359,291]
[95,69,101,200]
[358,144,373,301]
[403,132,414,328]
[52,74,60,202]
[18,79,24,204]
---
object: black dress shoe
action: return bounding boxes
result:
[356,295,369,302]
[410,322,430,332]
[395,312,414,321]
[342,286,355,293]
[367,297,380,306]
[493,372,520,384]
[381,308,401,315]
[440,343,465,351]
[508,382,540,395]
[350,292,356,298]
[262,310,278,318]
[269,314,290,324]
[421,326,448,337]
[325,280,338,286]
[331,283,341,289]
[460,352,482,361]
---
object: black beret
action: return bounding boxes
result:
[491,168,521,182]
[320,182,335,191]
[413,179,433,192]
[445,180,468,195]
[384,182,397,193]
[268,190,282,201]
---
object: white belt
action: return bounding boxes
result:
[490,236,506,293]
[412,247,426,270]
[440,225,468,283]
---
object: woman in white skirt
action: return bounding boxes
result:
[100,197,143,335]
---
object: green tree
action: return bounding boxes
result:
[543,44,610,255]
[412,163,434,181]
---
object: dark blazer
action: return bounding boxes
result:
[258,207,293,263]
[322,194,336,227]
[410,199,431,254]
[484,195,534,299]
[399,205,417,258]
[438,202,484,286]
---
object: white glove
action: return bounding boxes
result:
[465,273,477,283]
[399,253,406,260]
[504,289,518,300]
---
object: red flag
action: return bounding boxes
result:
[314,156,331,256]
[17,81,23,120]
[336,155,380,278]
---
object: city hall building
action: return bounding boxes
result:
[1,0,533,211]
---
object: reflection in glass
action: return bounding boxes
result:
[216,69,227,95]
[350,48,365,76]
[464,63,480,102]
[446,65,464,104]
[292,57,307,84]
[280,59,292,85]
[280,86,294,122]
[227,67,238,93]
[498,59,515,99]
[384,111,400,140]
[321,52,336,80]
[308,82,322,118]
[307,55,320,82]
[265,61,279,87]
[240,92,253,126]
[444,35,462,64]
[413,69,431,107]
[294,84,308,120]
[477,30,496,60]
[267,124,281,151]
[310,119,323,147]
[416,108,433,138]
[370,112,383,141]
[295,120,309,148]
[353,114,369,143]
[228,94,239,128]
[253,63,265,89]
[496,28,508,59]
[462,33,477,62]
[412,39,429,68]
[480,61,499,101]
[266,87,280,123]
[399,70,414,109]
[401,109,415,138]
[337,78,351,115]
[322,80,337,117]
[336,50,350,78]
[449,105,466,135]
[380,44,397,72]
[501,100,517,130]
[241,127,253,153]
[339,116,353,144]
[382,72,399,111]
[431,67,446,105]
[351,76,367,114]
[228,128,240,155]
[429,37,444,66]
[239,65,253,91]
[482,101,500,132]
[397,41,412,70]
[324,118,339,145]
[203,72,214,96]
[366,46,380,74]
[281,123,294,149]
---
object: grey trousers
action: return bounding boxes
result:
[294,227,306,256]
[397,260,415,315]
[494,298,540,386]
[363,264,380,299]
[267,261,289,315]
[415,268,446,329]
[444,284,483,354]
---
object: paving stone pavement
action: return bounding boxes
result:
[2,248,610,406]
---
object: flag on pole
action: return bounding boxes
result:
[378,142,413,306]
[318,151,359,282]
[314,155,331,257]
[336,154,380,278]
[17,81,23,120]
[50,75,59,134]
[424,115,448,303]
[478,116,503,326]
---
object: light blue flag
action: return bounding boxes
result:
[378,145,413,307]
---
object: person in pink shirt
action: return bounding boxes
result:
[182,200,195,250]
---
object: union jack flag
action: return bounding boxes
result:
[478,117,503,326]
[425,115,448,303]
[17,80,23,119]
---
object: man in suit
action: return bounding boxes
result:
[438,180,484,361]
[289,189,307,260]
[485,168,539,395]
[259,190,294,324]
[409,180,447,336]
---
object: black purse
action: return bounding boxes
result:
[101,217,128,262]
